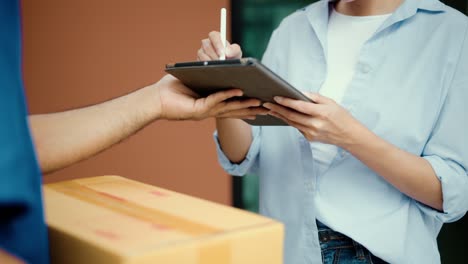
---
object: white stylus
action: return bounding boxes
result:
[220,8,227,60]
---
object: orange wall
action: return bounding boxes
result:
[22,0,231,205]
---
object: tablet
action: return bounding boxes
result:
[165,58,312,126]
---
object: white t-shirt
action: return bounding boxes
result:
[310,9,391,175]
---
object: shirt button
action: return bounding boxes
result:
[339,150,344,156]
[340,150,349,158]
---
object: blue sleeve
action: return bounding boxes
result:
[214,126,261,176]
[419,22,468,223]
[213,25,286,177]
[0,0,37,219]
[0,1,49,263]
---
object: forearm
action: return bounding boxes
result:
[343,125,443,211]
[30,84,159,174]
[216,118,252,163]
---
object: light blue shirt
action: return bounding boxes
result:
[214,0,468,263]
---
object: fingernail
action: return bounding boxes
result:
[274,96,283,103]
[263,103,271,109]
[225,46,232,56]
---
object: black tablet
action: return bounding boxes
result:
[165,58,312,126]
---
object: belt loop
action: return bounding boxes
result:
[353,240,366,260]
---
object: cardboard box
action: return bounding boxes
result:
[43,176,284,264]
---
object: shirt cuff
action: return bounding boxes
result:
[213,126,261,176]
[419,155,468,222]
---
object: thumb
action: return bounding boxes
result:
[204,89,243,108]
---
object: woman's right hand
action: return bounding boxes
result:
[198,31,243,61]
[196,31,267,121]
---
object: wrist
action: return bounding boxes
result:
[342,122,390,160]
[340,121,371,153]
[140,82,163,121]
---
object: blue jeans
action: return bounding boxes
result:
[318,221,387,264]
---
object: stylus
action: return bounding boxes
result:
[220,8,227,60]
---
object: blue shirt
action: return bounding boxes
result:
[214,0,468,263]
[0,1,49,263]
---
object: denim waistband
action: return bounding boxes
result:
[316,220,388,263]
[316,220,351,242]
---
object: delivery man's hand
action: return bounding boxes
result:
[198,31,242,60]
[154,75,267,121]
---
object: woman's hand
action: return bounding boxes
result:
[264,92,444,211]
[198,31,242,60]
[263,93,365,149]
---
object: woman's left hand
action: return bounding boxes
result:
[263,93,364,148]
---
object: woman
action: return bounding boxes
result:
[198,0,468,263]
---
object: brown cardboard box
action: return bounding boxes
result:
[43,176,284,264]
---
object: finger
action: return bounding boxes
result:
[205,89,244,106]
[226,115,257,120]
[219,115,256,120]
[197,48,211,61]
[215,98,263,113]
[270,110,323,140]
[217,107,269,118]
[201,39,219,60]
[268,111,311,133]
[217,113,264,120]
[271,96,323,116]
[208,31,225,58]
[218,107,269,117]
[303,92,334,104]
[218,116,257,121]
[226,43,243,59]
[264,102,312,125]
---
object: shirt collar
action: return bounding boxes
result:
[318,0,446,15]
[306,0,446,45]
[408,0,446,12]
